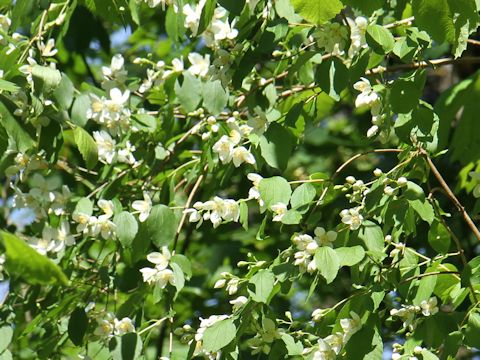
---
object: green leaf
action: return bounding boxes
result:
[413,269,437,306]
[68,307,88,346]
[203,80,228,115]
[290,183,316,212]
[132,114,157,133]
[390,71,426,114]
[113,212,138,248]
[171,262,185,295]
[0,79,19,93]
[290,0,344,24]
[218,0,245,15]
[412,0,455,44]
[259,176,292,208]
[198,0,218,35]
[53,74,74,110]
[281,333,303,355]
[202,318,236,352]
[249,269,275,303]
[0,326,13,353]
[0,101,34,152]
[314,246,340,284]
[175,73,202,112]
[409,199,435,224]
[316,58,349,101]
[74,197,93,217]
[335,246,365,267]
[428,221,451,253]
[73,127,98,169]
[239,202,249,230]
[71,94,91,127]
[366,24,395,54]
[171,254,192,278]
[1,231,69,286]
[31,65,62,92]
[138,205,177,248]
[110,333,143,360]
[280,210,302,225]
[357,221,384,253]
[259,123,296,170]
[465,311,480,348]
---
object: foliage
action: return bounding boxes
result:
[0,0,480,359]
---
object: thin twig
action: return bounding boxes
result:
[421,149,480,242]
[367,57,480,75]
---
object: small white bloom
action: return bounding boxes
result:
[232,146,256,167]
[271,202,287,222]
[187,52,210,77]
[114,317,135,335]
[132,192,152,222]
[420,297,438,316]
[94,130,116,164]
[229,296,248,311]
[212,135,234,164]
[340,207,364,230]
[314,227,337,247]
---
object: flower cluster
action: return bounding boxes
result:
[292,227,338,273]
[314,22,348,56]
[246,173,265,207]
[347,17,368,58]
[307,311,362,359]
[390,297,439,330]
[214,272,241,295]
[94,311,135,339]
[140,247,175,289]
[212,117,256,167]
[183,3,238,47]
[87,88,132,137]
[184,196,240,228]
[28,221,75,256]
[353,78,383,138]
[72,199,116,240]
[94,130,137,165]
[248,318,283,355]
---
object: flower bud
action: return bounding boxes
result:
[373,168,382,177]
[346,176,356,184]
[397,177,408,187]
[214,279,226,288]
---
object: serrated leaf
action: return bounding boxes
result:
[202,318,236,352]
[73,127,98,169]
[281,333,303,355]
[259,123,296,170]
[71,94,91,127]
[0,79,19,93]
[203,80,228,115]
[314,246,340,284]
[1,231,69,286]
[335,246,365,267]
[290,0,344,24]
[53,74,74,110]
[259,176,292,208]
[113,212,138,248]
[0,101,34,152]
[366,24,395,53]
[290,183,316,212]
[138,205,177,248]
[249,269,275,303]
[31,65,62,92]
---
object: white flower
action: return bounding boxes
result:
[87,88,131,136]
[205,18,238,46]
[324,332,344,355]
[214,278,226,289]
[271,202,287,222]
[114,317,135,335]
[232,146,256,167]
[314,227,337,247]
[101,54,128,90]
[340,207,364,230]
[353,78,380,108]
[56,220,75,247]
[212,135,234,164]
[94,130,116,164]
[229,296,248,311]
[98,199,115,219]
[117,141,137,165]
[469,171,480,198]
[226,278,239,295]
[0,15,11,33]
[420,297,439,316]
[147,247,171,270]
[340,311,362,342]
[313,338,337,360]
[184,208,202,223]
[188,53,210,77]
[39,38,58,57]
[95,315,115,338]
[348,16,368,58]
[183,1,205,36]
[132,192,152,222]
